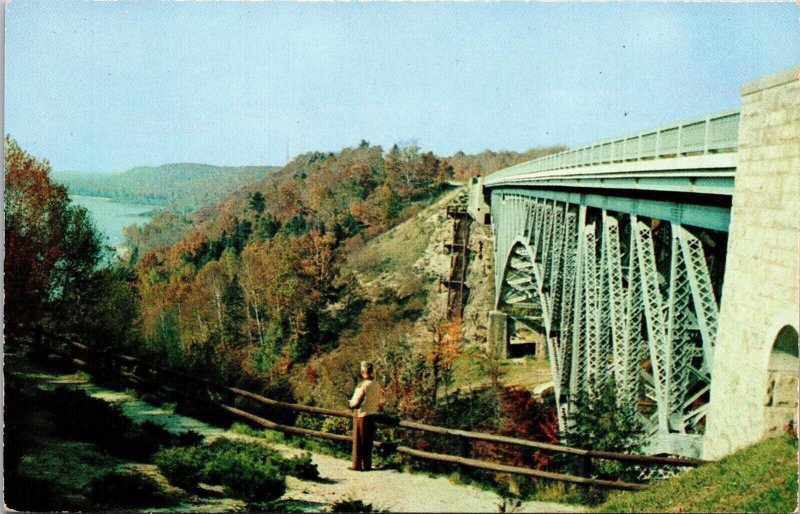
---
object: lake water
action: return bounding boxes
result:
[71,195,154,247]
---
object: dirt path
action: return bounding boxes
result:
[25,368,585,513]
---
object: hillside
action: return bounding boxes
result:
[341,186,493,349]
[123,143,562,442]
[598,435,798,513]
[294,186,552,409]
[54,163,277,213]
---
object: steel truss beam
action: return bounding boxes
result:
[489,187,731,232]
[491,191,721,457]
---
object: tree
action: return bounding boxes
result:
[561,378,644,486]
[248,191,266,214]
[196,260,230,341]
[48,205,105,338]
[282,214,308,236]
[4,137,107,344]
[222,274,247,346]
[5,137,67,337]
[4,137,144,355]
[257,214,280,240]
[426,315,464,404]
[468,341,507,395]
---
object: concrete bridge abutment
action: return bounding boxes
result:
[488,310,509,360]
[703,66,800,459]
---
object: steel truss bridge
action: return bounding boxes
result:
[481,109,740,457]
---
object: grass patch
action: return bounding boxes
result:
[445,353,552,395]
[598,434,798,513]
[344,188,460,280]
[89,468,183,509]
[346,223,432,279]
[10,438,122,511]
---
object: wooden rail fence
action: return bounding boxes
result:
[26,338,709,491]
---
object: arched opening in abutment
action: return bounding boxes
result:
[764,325,799,437]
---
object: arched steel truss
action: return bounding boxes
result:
[491,191,722,457]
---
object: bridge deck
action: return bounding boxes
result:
[484,109,739,196]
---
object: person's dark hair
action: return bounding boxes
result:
[360,361,374,376]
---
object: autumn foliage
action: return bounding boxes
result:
[129,143,453,389]
[4,136,72,332]
[472,387,560,470]
[4,137,139,348]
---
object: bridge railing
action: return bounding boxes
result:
[27,337,709,492]
[485,109,739,185]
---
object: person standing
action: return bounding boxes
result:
[348,361,381,471]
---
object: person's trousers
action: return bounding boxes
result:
[352,414,376,471]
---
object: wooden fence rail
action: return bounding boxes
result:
[33,338,709,491]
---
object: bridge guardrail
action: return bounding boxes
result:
[484,109,739,186]
[20,335,710,492]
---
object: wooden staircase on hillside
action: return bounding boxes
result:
[441,201,472,320]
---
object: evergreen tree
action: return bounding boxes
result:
[282,214,308,236]
[258,214,280,240]
[222,274,247,346]
[249,191,266,214]
[561,378,644,488]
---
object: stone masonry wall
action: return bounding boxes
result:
[488,310,509,359]
[703,66,800,459]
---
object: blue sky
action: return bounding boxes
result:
[6,2,799,173]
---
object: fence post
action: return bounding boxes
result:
[581,454,593,500]
[98,347,113,381]
[459,435,471,476]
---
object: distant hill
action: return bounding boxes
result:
[54,163,279,213]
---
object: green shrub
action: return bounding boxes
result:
[319,415,351,435]
[153,439,295,502]
[229,422,267,438]
[281,453,319,480]
[207,438,319,480]
[208,438,283,462]
[152,445,207,490]
[205,451,285,501]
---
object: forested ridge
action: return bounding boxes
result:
[126,141,566,403]
[131,141,459,392]
[54,163,278,213]
[7,135,567,422]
